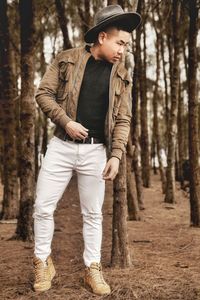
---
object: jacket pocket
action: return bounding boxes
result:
[56,60,74,102]
[113,68,130,118]
[113,78,123,118]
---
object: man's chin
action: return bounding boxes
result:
[104,57,119,64]
[112,57,120,63]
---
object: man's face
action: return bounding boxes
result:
[98,28,130,64]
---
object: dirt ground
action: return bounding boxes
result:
[0,173,200,300]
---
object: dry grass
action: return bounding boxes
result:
[0,174,200,300]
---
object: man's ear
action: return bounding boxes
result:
[98,31,107,45]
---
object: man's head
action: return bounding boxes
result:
[84,5,141,47]
[92,24,131,64]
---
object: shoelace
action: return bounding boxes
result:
[90,264,107,285]
[34,260,49,282]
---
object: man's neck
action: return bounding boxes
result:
[90,45,103,61]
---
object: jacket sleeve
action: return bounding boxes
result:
[110,77,132,160]
[35,53,72,129]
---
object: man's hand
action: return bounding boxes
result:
[102,157,120,181]
[65,121,88,140]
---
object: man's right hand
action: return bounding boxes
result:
[65,121,88,140]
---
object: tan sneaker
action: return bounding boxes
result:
[33,255,56,292]
[84,262,111,295]
[47,256,56,280]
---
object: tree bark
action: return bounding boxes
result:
[78,0,92,35]
[16,0,35,241]
[127,135,140,220]
[35,28,48,179]
[55,0,72,49]
[117,0,125,9]
[111,153,131,267]
[107,0,118,4]
[39,28,48,157]
[177,79,185,188]
[0,77,3,185]
[165,0,180,203]
[153,25,166,194]
[132,0,144,209]
[0,0,19,219]
[139,0,151,188]
[188,0,200,226]
[158,2,169,151]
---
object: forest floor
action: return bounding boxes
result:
[0,173,200,300]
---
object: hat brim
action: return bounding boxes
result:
[84,12,141,43]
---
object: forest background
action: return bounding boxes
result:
[0,0,200,299]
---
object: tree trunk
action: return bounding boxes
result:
[78,0,92,35]
[107,0,118,4]
[151,125,157,175]
[0,0,19,219]
[39,29,48,156]
[127,135,140,221]
[16,0,35,241]
[158,2,169,151]
[111,153,131,267]
[35,29,48,179]
[117,0,125,9]
[132,0,144,210]
[165,1,180,203]
[0,76,3,185]
[153,26,166,194]
[177,79,185,188]
[166,3,173,95]
[161,36,169,152]
[188,0,200,226]
[139,0,151,188]
[55,0,72,49]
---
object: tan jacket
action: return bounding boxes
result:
[35,46,132,160]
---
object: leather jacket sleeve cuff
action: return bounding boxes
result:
[111,148,123,160]
[59,114,72,129]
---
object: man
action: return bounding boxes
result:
[33,4,141,296]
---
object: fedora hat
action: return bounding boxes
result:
[84,4,141,43]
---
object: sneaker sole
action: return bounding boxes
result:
[33,282,51,292]
[84,281,111,296]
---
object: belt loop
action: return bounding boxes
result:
[91,137,94,144]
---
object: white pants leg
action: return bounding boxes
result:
[76,143,107,267]
[33,136,107,266]
[33,137,74,261]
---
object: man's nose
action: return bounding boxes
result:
[118,45,125,54]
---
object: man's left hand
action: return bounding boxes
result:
[102,157,120,181]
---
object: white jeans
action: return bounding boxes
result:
[33,136,107,267]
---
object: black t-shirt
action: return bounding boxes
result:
[76,47,113,141]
